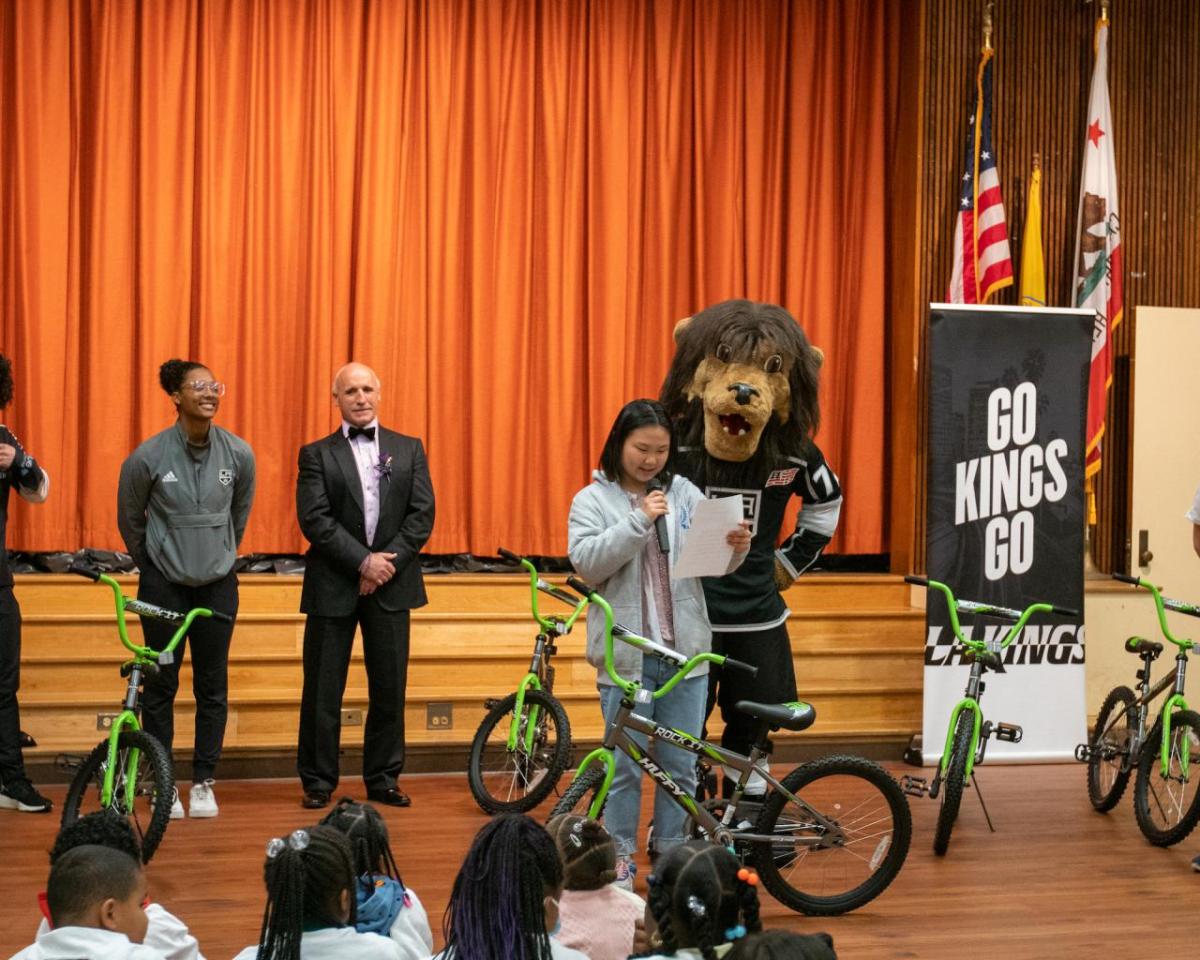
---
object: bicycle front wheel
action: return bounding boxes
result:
[468,689,571,814]
[933,710,972,856]
[1133,709,1200,847]
[1087,685,1137,812]
[751,755,911,915]
[62,730,174,862]
[547,764,608,822]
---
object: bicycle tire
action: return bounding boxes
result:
[1087,685,1137,812]
[1133,709,1200,847]
[547,765,608,822]
[62,730,174,863]
[933,710,972,856]
[467,689,572,815]
[750,754,912,916]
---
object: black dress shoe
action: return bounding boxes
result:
[366,787,411,808]
[301,789,331,809]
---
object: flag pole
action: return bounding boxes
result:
[982,0,994,52]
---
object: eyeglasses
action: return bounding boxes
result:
[185,380,226,396]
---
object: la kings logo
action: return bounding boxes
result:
[707,487,761,536]
[925,623,1086,670]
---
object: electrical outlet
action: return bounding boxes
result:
[426,702,453,731]
[96,713,120,731]
[341,709,363,726]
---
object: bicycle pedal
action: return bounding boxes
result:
[900,775,929,798]
[994,723,1023,744]
[1074,743,1092,762]
[54,754,84,772]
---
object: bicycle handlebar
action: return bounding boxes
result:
[1112,572,1141,586]
[723,657,759,677]
[69,562,102,581]
[498,548,588,632]
[1111,574,1200,645]
[497,547,522,564]
[908,576,1074,651]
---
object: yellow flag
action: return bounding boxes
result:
[1020,163,1046,306]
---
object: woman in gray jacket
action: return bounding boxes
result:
[117,358,255,820]
[568,400,749,889]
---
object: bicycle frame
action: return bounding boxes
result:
[89,572,215,810]
[569,586,851,850]
[505,553,587,754]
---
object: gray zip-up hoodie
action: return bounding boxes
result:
[118,423,255,586]
[567,471,745,685]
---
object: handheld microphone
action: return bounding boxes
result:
[646,477,670,555]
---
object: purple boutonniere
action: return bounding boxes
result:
[375,454,393,479]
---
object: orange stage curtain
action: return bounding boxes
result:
[0,0,892,557]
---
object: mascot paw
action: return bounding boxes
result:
[773,559,796,592]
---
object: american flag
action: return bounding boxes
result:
[947,49,1013,304]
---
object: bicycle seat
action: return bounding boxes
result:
[734,700,816,732]
[1124,636,1163,658]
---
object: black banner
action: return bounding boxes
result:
[925,305,1092,642]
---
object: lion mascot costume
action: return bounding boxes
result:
[660,299,842,795]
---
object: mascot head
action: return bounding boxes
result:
[660,299,822,472]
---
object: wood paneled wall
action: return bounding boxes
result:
[898,0,1200,572]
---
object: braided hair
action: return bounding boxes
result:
[320,797,406,891]
[0,353,13,409]
[255,825,357,960]
[441,814,563,960]
[158,358,208,396]
[635,842,763,960]
[545,814,617,891]
[726,930,837,960]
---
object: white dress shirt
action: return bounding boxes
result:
[343,419,382,546]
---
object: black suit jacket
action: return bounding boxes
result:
[296,427,435,616]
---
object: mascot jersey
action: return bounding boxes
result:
[680,440,842,631]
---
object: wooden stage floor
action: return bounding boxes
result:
[0,763,1195,959]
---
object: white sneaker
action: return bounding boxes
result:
[614,857,637,892]
[166,787,184,820]
[187,780,218,818]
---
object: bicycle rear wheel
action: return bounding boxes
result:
[62,730,174,863]
[933,710,972,856]
[1133,709,1200,847]
[468,689,572,814]
[750,755,911,915]
[1087,685,1137,812]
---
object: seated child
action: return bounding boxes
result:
[725,930,836,960]
[232,825,403,960]
[436,814,588,960]
[319,798,433,959]
[33,811,203,960]
[636,842,762,960]
[12,844,162,960]
[546,814,643,960]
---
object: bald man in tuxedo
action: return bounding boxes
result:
[295,362,435,809]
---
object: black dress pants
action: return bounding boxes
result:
[137,561,239,782]
[706,621,799,758]
[0,587,27,784]
[297,597,410,794]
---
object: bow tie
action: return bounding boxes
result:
[347,425,376,441]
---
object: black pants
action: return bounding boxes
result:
[297,599,410,794]
[0,587,27,784]
[706,622,798,759]
[137,561,239,783]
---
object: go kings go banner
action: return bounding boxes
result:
[922,304,1094,762]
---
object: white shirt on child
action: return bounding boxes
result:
[10,926,167,960]
[386,888,434,960]
[1187,484,1200,524]
[639,946,733,960]
[36,904,203,960]
[231,927,403,960]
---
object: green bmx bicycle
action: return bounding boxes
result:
[550,576,912,916]
[466,548,587,814]
[60,563,231,861]
[901,576,1077,855]
[1078,574,1200,846]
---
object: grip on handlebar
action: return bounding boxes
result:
[723,657,759,677]
[1051,605,1080,617]
[210,611,234,624]
[497,547,521,564]
[69,562,101,581]
[566,576,596,598]
[1112,573,1141,586]
[904,575,929,587]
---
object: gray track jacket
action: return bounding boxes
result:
[567,471,745,685]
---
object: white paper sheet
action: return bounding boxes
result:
[670,495,743,579]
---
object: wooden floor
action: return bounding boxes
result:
[0,763,1195,959]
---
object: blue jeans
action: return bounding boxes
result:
[596,659,707,858]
